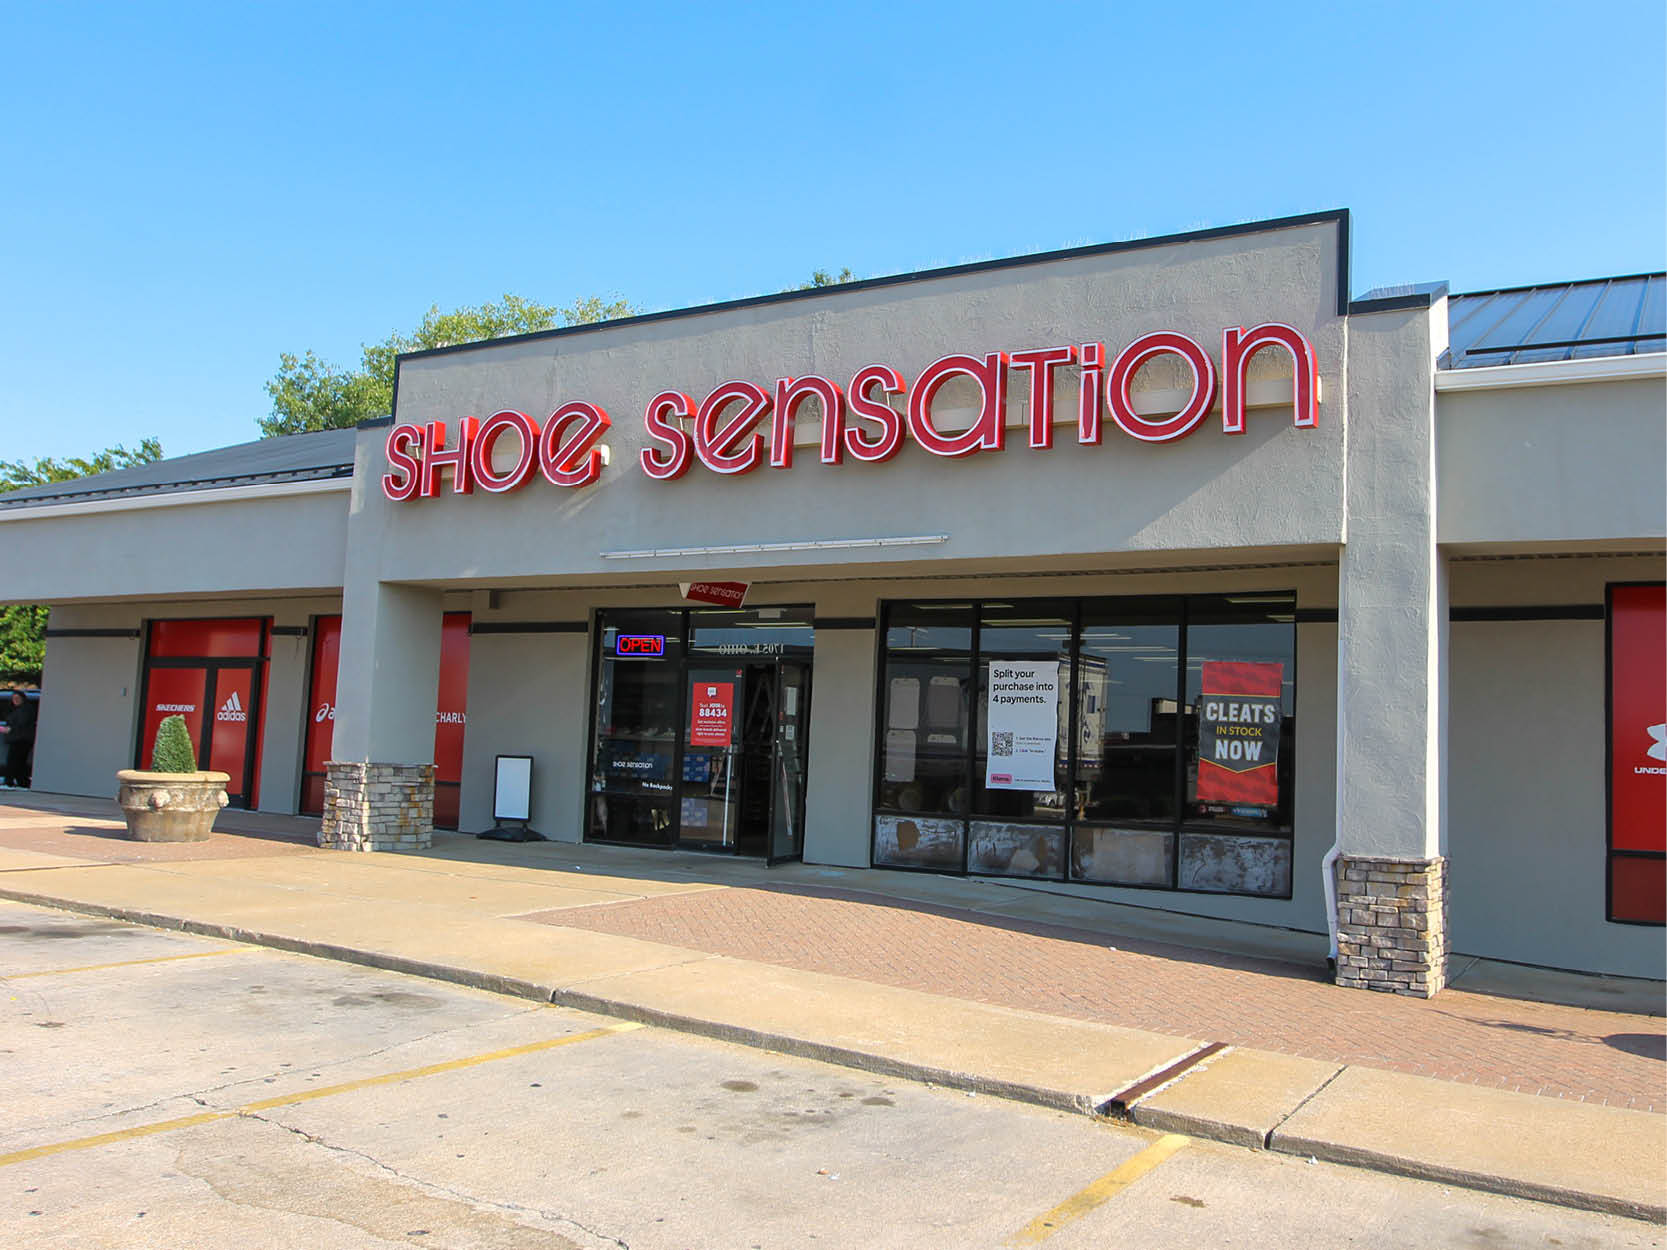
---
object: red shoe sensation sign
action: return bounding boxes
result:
[681,581,749,607]
[380,323,1320,501]
[1194,661,1284,807]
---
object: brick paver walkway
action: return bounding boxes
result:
[545,884,1667,1113]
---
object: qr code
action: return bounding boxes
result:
[991,731,1015,755]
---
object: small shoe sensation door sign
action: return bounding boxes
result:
[1195,661,1283,806]
[690,682,735,748]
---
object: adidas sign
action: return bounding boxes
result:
[216,691,248,724]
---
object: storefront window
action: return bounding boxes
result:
[874,593,1297,898]
[1071,598,1182,886]
[875,605,972,868]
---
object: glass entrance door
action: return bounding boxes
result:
[681,665,744,849]
[677,659,809,859]
[590,607,815,856]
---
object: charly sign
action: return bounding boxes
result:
[380,324,1319,501]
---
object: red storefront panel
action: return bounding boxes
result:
[210,669,254,800]
[434,612,471,829]
[1609,584,1665,925]
[1611,858,1666,926]
[139,668,206,770]
[301,613,469,826]
[300,616,342,816]
[1609,585,1665,853]
[149,618,265,659]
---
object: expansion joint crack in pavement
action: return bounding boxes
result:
[242,1108,631,1249]
[1263,1064,1349,1147]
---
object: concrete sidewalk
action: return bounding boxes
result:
[0,791,1662,1222]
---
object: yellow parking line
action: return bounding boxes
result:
[236,1022,644,1113]
[0,1020,643,1168]
[1007,1133,1190,1245]
[5,947,254,980]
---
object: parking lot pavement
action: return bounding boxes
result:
[3,901,1660,1250]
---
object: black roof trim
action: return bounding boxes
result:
[1350,282,1450,315]
[0,463,353,509]
[392,209,1355,372]
[358,416,394,430]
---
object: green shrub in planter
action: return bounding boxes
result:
[151,714,199,774]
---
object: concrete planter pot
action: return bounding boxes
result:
[115,770,231,842]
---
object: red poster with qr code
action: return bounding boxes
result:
[1195,661,1283,806]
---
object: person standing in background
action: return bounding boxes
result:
[2,691,37,788]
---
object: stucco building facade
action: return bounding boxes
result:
[3,211,1661,994]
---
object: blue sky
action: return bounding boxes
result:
[3,2,1663,463]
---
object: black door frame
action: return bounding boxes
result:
[766,659,812,866]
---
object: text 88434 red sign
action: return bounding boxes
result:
[689,683,735,748]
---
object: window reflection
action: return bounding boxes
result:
[879,605,972,820]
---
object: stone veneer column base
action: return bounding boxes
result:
[321,761,435,852]
[1334,854,1449,998]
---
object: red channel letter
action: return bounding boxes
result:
[907,352,1008,458]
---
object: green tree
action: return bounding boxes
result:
[261,294,638,437]
[0,438,165,492]
[0,604,49,688]
[0,438,165,686]
[789,267,856,291]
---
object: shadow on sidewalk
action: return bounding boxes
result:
[1606,1033,1666,1060]
[54,822,318,850]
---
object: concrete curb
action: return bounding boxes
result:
[5,885,1661,1224]
[1126,1065,1667,1224]
[549,984,1105,1116]
[1267,1127,1667,1225]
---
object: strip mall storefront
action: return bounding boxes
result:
[2,211,1661,995]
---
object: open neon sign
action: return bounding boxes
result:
[613,634,666,659]
[382,323,1319,500]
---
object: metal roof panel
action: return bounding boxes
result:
[1447,273,1666,367]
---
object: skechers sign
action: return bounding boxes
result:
[380,324,1319,501]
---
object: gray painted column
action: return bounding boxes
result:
[803,626,878,868]
[331,580,445,765]
[321,579,444,851]
[322,435,447,850]
[1333,299,1451,995]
